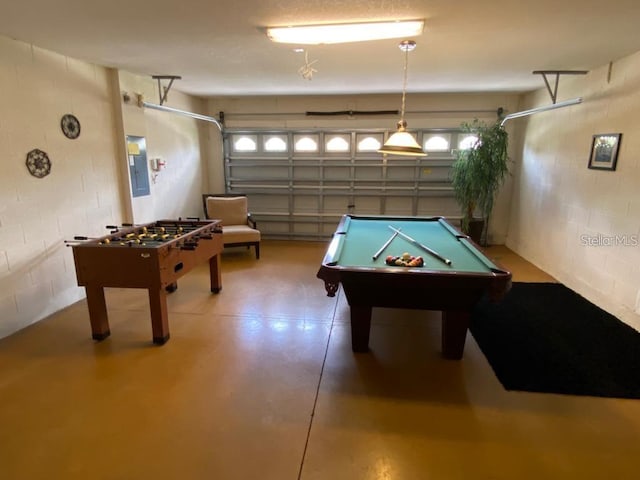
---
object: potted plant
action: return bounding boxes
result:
[450,119,509,245]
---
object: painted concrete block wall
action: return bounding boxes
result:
[508,50,640,330]
[118,71,213,222]
[0,36,125,339]
[144,98,212,220]
[0,35,216,340]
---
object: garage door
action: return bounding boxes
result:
[224,128,476,239]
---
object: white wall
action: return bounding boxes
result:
[0,37,126,338]
[0,35,216,339]
[118,72,214,222]
[507,51,640,330]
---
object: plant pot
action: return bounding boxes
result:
[467,218,485,245]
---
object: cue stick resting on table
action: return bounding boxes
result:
[388,225,452,266]
[372,229,400,260]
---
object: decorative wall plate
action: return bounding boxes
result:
[61,114,81,139]
[26,149,52,178]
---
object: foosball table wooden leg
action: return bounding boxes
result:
[209,254,222,293]
[148,288,170,345]
[85,285,111,341]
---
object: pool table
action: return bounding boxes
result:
[317,215,512,359]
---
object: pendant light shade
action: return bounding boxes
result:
[379,120,425,156]
[378,40,427,157]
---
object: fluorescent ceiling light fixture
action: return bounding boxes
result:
[266,19,424,45]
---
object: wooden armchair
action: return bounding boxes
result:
[202,194,261,259]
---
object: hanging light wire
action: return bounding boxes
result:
[378,40,427,157]
[398,40,414,126]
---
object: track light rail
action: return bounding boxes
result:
[500,97,583,126]
[141,101,223,131]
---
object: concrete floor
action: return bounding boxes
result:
[1,240,639,479]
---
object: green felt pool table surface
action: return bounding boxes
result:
[333,215,499,273]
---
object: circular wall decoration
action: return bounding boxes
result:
[26,149,52,178]
[61,113,81,139]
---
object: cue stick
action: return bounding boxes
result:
[388,225,452,266]
[372,229,400,260]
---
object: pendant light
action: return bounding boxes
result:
[378,40,427,157]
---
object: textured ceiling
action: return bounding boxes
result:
[1,0,640,97]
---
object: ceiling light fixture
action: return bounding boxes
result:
[378,40,427,157]
[266,19,424,45]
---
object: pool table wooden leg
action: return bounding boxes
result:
[441,310,470,360]
[350,305,372,352]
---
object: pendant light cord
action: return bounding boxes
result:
[400,45,409,123]
[377,40,426,156]
[397,40,416,127]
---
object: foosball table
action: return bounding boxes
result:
[70,219,223,345]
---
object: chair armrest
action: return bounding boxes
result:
[247,213,257,229]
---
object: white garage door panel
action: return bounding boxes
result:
[352,197,384,214]
[417,197,459,217]
[385,197,415,215]
[353,167,383,180]
[292,166,320,180]
[324,166,351,180]
[387,166,417,180]
[294,196,319,212]
[230,165,289,180]
[251,194,289,212]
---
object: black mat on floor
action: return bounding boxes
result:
[470,282,640,398]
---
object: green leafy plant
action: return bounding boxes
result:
[450,119,509,244]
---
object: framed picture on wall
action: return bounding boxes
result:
[588,133,622,171]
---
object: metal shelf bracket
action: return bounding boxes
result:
[152,75,182,105]
[532,70,588,104]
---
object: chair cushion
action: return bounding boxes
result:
[222,225,261,244]
[206,196,248,226]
